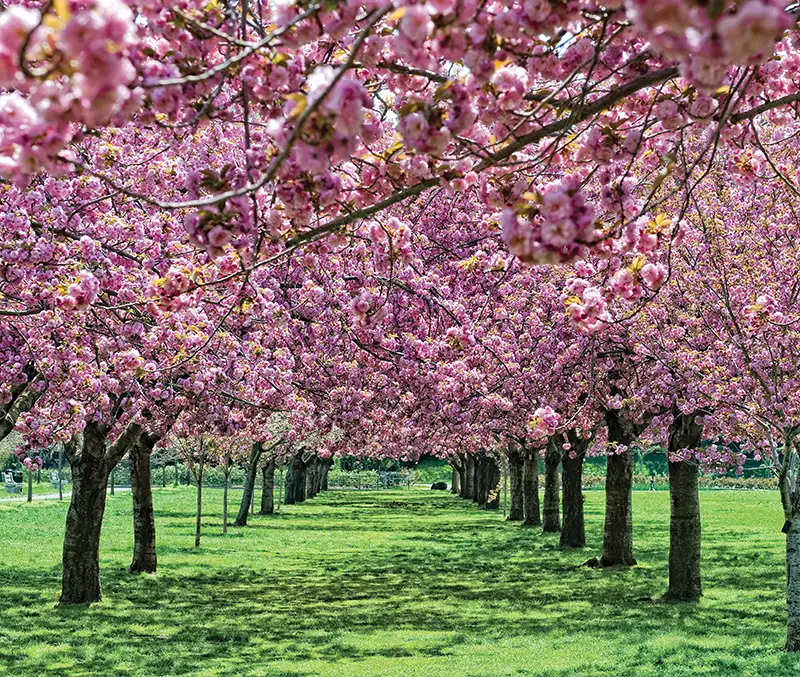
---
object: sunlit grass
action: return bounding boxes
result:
[0,486,797,676]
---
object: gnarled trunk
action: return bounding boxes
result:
[305,457,317,499]
[234,442,263,527]
[130,432,158,573]
[560,433,586,548]
[522,451,541,527]
[507,449,524,521]
[543,437,561,533]
[60,427,110,604]
[321,458,332,491]
[260,459,275,514]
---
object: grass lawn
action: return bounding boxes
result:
[0,487,798,676]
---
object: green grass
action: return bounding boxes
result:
[0,487,798,676]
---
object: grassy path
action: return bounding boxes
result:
[0,487,798,676]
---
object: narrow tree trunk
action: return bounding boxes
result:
[522,451,541,526]
[130,433,158,574]
[223,470,229,534]
[293,454,307,503]
[601,450,636,566]
[194,456,204,548]
[484,459,500,510]
[451,465,460,494]
[161,463,166,488]
[173,462,178,487]
[60,428,110,604]
[58,447,64,501]
[110,469,115,496]
[665,459,701,600]
[787,520,800,651]
[457,456,467,498]
[507,451,524,521]
[260,460,275,514]
[305,458,316,499]
[560,450,585,548]
[234,442,263,527]
[284,459,296,505]
[543,437,561,533]
[27,469,32,502]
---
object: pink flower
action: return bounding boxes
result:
[399,5,434,44]
[640,262,667,290]
[718,1,791,65]
[491,64,529,110]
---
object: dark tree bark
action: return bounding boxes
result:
[60,421,142,604]
[305,457,317,499]
[457,455,467,498]
[665,411,703,601]
[483,457,500,510]
[543,436,561,533]
[129,431,159,573]
[234,442,263,527]
[321,458,332,491]
[522,449,541,526]
[475,456,487,505]
[464,456,476,500]
[600,406,649,567]
[194,454,204,548]
[507,446,524,521]
[260,459,275,514]
[560,429,588,548]
[284,457,296,505]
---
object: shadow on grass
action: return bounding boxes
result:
[0,489,797,676]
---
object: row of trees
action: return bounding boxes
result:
[3,0,800,652]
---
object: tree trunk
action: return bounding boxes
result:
[234,442,263,527]
[560,447,586,548]
[58,447,64,501]
[601,450,635,566]
[223,471,229,535]
[321,459,331,491]
[543,437,561,533]
[260,460,275,514]
[522,451,541,526]
[507,450,524,521]
[293,454,307,503]
[60,426,110,604]
[474,456,486,504]
[787,520,800,651]
[665,459,701,600]
[484,458,500,510]
[27,470,32,502]
[451,465,460,494]
[457,456,467,498]
[194,456,204,548]
[284,458,296,505]
[600,407,645,567]
[305,458,316,499]
[129,433,158,574]
[664,411,703,600]
[464,456,476,500]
